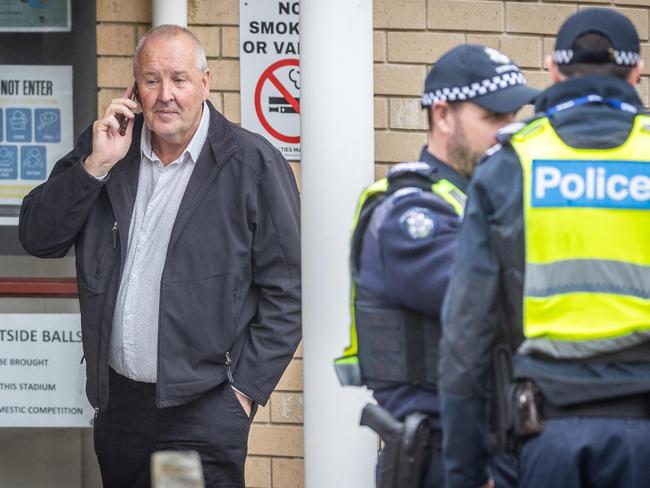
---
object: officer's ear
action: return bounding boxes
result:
[546,55,564,84]
[628,61,642,86]
[431,101,454,135]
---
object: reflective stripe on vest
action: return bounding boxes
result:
[432,178,466,217]
[334,174,465,386]
[512,115,650,347]
[339,178,388,363]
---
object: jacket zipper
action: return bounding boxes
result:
[156,267,167,406]
[95,221,118,420]
[105,187,125,413]
[112,221,118,249]
[225,352,234,383]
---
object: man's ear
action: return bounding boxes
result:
[546,55,564,84]
[628,61,643,86]
[432,101,453,135]
[202,69,211,101]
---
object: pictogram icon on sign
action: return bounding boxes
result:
[254,58,300,144]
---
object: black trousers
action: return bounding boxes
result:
[94,368,253,488]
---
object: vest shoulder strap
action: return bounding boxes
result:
[351,163,466,274]
[431,179,466,216]
[511,116,549,144]
[351,164,439,275]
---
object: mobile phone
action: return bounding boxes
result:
[117,83,138,136]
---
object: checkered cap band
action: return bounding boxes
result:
[614,50,640,66]
[421,71,527,107]
[553,49,640,66]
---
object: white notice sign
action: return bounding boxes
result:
[0,65,74,224]
[240,0,300,160]
[0,314,93,428]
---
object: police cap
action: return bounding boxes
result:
[421,44,539,114]
[553,8,640,67]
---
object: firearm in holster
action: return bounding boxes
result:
[360,403,433,488]
[492,344,545,450]
[508,379,545,437]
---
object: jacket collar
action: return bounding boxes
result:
[107,101,238,252]
[204,100,238,166]
[167,101,237,251]
[419,146,469,193]
[534,75,643,113]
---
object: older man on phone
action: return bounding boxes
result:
[19,25,301,488]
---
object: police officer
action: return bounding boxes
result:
[335,44,538,487]
[440,9,650,488]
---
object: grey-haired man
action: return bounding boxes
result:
[20,25,301,488]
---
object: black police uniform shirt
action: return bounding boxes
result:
[360,148,468,421]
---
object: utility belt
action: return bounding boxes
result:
[512,382,650,435]
[355,286,440,390]
[545,393,650,419]
[492,346,650,451]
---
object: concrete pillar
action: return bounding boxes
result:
[152,0,187,28]
[300,0,377,486]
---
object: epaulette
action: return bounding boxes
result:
[476,144,500,167]
[495,112,545,145]
[480,118,534,166]
[478,113,545,166]
[387,161,435,181]
[386,161,437,193]
[495,121,525,145]
[484,143,502,158]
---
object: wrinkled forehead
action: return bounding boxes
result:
[135,33,202,76]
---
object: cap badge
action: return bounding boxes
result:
[484,47,511,65]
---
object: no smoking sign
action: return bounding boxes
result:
[255,59,300,144]
[240,0,301,160]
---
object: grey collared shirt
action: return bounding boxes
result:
[108,103,210,382]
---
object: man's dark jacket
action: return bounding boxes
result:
[439,76,650,488]
[19,101,302,412]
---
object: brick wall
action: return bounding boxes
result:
[95,1,650,487]
[374,0,650,178]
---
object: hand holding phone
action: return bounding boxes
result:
[83,84,139,177]
[116,83,138,136]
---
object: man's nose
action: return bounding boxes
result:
[159,80,174,102]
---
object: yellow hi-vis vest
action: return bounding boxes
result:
[333,172,466,387]
[512,115,650,345]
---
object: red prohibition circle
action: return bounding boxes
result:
[254,58,300,144]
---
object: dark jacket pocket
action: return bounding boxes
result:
[77,248,119,294]
[158,272,238,393]
[225,384,252,422]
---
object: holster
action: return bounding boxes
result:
[507,379,545,438]
[505,378,650,444]
[360,403,433,488]
[492,346,545,450]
